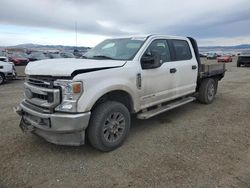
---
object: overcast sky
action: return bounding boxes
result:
[0,0,250,47]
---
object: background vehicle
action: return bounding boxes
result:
[60,52,75,58]
[207,53,217,59]
[217,55,232,63]
[199,53,207,58]
[237,51,250,67]
[46,53,61,59]
[0,56,9,62]
[28,52,47,61]
[9,53,29,66]
[0,57,16,85]
[16,35,226,152]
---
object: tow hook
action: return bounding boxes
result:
[14,106,24,116]
[14,106,35,132]
[19,117,35,132]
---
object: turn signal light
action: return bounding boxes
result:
[73,83,82,93]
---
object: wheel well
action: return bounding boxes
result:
[91,90,134,113]
[196,77,220,92]
[0,72,5,79]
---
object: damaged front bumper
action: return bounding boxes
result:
[16,101,91,146]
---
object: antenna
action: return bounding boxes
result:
[75,21,78,48]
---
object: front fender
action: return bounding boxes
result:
[76,75,140,113]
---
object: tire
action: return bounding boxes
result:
[237,61,241,67]
[198,78,217,104]
[87,101,131,152]
[214,78,218,95]
[0,73,5,85]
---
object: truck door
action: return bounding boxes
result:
[140,39,177,109]
[168,39,198,97]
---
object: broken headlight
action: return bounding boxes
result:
[54,80,83,112]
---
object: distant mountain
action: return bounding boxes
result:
[199,44,250,53]
[14,43,41,48]
[1,43,91,51]
[1,43,250,54]
[12,43,250,51]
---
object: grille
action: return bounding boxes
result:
[33,93,48,101]
[22,100,51,114]
[24,76,61,109]
[26,77,52,88]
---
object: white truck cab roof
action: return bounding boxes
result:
[110,34,189,40]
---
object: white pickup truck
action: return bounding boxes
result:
[0,56,16,85]
[16,35,225,151]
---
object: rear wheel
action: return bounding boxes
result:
[237,61,241,67]
[87,101,131,152]
[198,78,217,104]
[0,73,5,85]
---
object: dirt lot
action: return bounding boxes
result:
[0,59,250,188]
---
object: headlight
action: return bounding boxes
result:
[54,80,83,112]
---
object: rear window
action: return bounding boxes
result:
[171,40,192,61]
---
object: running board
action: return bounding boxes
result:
[137,97,196,120]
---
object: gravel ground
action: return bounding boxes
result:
[0,59,250,188]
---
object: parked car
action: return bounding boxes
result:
[60,52,75,58]
[16,35,226,151]
[0,56,9,62]
[0,51,6,56]
[207,53,217,60]
[217,55,232,63]
[9,54,29,66]
[29,52,47,61]
[73,49,88,58]
[0,57,16,85]
[199,53,207,58]
[237,51,250,67]
[46,53,61,59]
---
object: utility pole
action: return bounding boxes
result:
[75,21,78,49]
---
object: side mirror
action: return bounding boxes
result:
[141,53,162,69]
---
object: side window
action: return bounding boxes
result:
[171,40,192,61]
[143,39,171,63]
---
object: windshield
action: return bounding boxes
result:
[242,51,250,55]
[0,57,7,62]
[11,54,24,58]
[30,53,46,58]
[84,38,146,60]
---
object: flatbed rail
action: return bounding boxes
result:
[199,63,226,78]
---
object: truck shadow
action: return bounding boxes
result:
[29,101,201,156]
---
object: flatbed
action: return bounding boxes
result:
[199,63,226,78]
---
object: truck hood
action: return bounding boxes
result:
[25,58,126,77]
[0,61,13,66]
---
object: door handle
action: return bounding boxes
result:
[192,65,197,70]
[170,68,177,73]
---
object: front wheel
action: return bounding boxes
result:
[0,73,5,85]
[198,78,217,104]
[237,61,241,67]
[87,101,131,152]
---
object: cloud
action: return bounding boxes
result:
[0,0,250,45]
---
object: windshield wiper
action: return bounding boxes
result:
[92,55,114,59]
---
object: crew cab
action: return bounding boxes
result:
[0,56,16,85]
[16,35,226,151]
